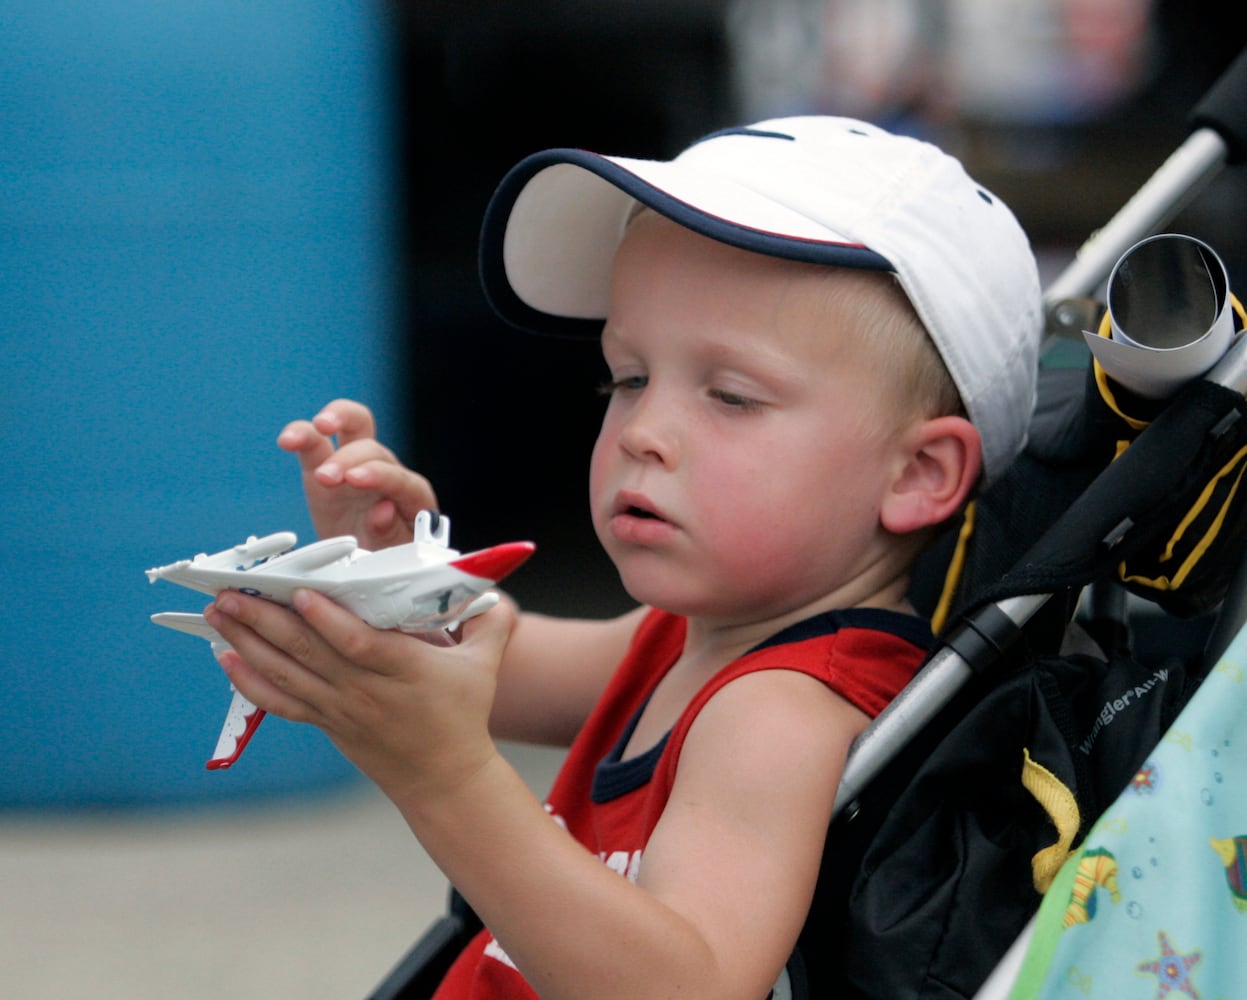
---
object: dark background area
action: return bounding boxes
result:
[391,1,735,617]
[387,1,1244,619]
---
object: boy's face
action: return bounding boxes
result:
[589,213,924,625]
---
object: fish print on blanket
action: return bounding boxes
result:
[1008,631,1247,1000]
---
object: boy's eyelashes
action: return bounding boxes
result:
[596,375,647,396]
[708,388,763,411]
[596,376,764,412]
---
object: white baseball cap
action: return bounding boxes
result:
[479,117,1042,484]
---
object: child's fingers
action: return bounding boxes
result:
[343,458,438,511]
[277,418,336,471]
[209,593,345,686]
[287,588,413,678]
[278,400,381,474]
[216,647,320,725]
[317,439,398,480]
[456,598,518,672]
[312,399,377,445]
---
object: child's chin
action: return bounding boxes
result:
[610,567,728,621]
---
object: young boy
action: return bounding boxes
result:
[204,117,1041,999]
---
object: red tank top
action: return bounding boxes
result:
[434,607,931,998]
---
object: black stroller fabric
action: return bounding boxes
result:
[915,357,1247,628]
[827,639,1201,1000]
[802,350,1247,1000]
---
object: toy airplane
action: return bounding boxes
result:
[146,510,534,770]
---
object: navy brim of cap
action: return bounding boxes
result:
[479,146,895,340]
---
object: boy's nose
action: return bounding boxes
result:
[617,393,679,466]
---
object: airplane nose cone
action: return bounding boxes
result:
[450,541,536,583]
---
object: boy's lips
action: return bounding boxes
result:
[608,491,678,544]
[612,490,670,521]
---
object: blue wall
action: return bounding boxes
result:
[1,2,399,807]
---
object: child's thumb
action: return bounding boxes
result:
[458,595,517,656]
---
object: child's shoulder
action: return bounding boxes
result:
[702,607,930,724]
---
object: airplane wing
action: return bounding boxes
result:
[146,535,359,601]
[150,611,228,646]
[150,611,264,769]
[144,531,298,581]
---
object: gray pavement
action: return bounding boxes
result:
[1,743,564,1000]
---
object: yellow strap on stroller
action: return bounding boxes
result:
[1089,294,1247,607]
[1118,442,1247,593]
[1021,748,1081,894]
[931,500,977,635]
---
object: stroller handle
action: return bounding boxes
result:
[1190,45,1247,165]
[1043,45,1247,313]
[834,593,1047,818]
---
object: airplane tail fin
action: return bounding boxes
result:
[207,688,266,770]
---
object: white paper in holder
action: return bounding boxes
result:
[1082,233,1237,399]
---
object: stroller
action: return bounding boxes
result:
[368,47,1247,1000]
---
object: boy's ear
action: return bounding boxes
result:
[880,416,982,534]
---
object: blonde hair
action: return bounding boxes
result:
[809,266,963,425]
[623,206,964,425]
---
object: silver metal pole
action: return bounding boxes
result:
[1043,128,1228,308]
[833,593,1048,818]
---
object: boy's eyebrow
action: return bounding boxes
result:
[601,326,808,388]
[702,339,808,386]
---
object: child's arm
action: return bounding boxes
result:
[203,590,862,1000]
[425,662,864,1000]
[487,602,648,745]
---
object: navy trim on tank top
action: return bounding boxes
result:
[589,608,931,804]
[750,607,932,655]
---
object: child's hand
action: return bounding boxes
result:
[204,588,516,805]
[278,399,438,550]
